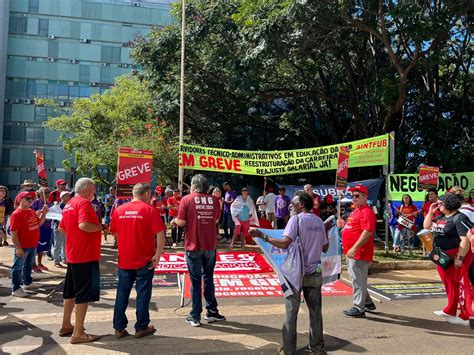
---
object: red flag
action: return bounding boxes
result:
[418,165,439,190]
[335,146,350,191]
[34,150,48,187]
[116,147,153,198]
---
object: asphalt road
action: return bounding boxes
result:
[0,242,473,354]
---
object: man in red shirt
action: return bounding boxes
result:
[421,188,439,217]
[168,188,183,247]
[337,184,377,318]
[172,174,225,327]
[58,177,104,344]
[304,184,322,216]
[110,183,165,339]
[48,179,68,204]
[10,191,48,297]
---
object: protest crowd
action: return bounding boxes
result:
[1,167,473,354]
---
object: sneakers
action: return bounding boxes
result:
[2,240,8,246]
[32,265,42,273]
[205,310,226,322]
[12,288,29,297]
[22,283,32,291]
[172,243,177,247]
[343,307,366,318]
[365,301,377,311]
[185,316,201,327]
[433,310,451,317]
[447,316,469,326]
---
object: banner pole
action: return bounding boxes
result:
[384,132,396,254]
[177,0,186,191]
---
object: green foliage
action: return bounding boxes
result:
[131,0,472,178]
[43,76,179,185]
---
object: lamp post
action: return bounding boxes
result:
[178,0,186,191]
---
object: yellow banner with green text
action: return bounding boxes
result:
[179,134,390,176]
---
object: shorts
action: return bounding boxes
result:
[63,261,100,304]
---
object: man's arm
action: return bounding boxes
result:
[11,230,24,257]
[249,229,292,249]
[79,222,102,233]
[151,231,166,267]
[173,218,186,227]
[346,230,372,258]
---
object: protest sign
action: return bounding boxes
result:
[154,251,273,274]
[388,172,474,202]
[34,150,48,187]
[418,166,439,190]
[116,147,153,198]
[183,273,352,298]
[179,134,389,176]
[335,146,350,190]
[255,225,342,295]
[367,282,446,300]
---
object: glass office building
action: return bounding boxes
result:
[0,0,173,193]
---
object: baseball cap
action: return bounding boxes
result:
[60,191,71,199]
[165,187,173,194]
[348,184,369,196]
[56,179,67,186]
[155,185,164,193]
[325,194,334,203]
[17,191,36,200]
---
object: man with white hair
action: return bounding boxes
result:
[58,177,105,344]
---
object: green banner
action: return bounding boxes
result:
[179,134,390,176]
[388,172,474,201]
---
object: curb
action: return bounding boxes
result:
[340,260,435,274]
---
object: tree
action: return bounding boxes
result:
[132,0,472,178]
[42,76,179,185]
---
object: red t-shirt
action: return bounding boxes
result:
[167,196,181,218]
[9,208,41,248]
[311,194,322,216]
[177,193,220,251]
[397,204,418,230]
[421,200,441,218]
[341,204,376,261]
[110,200,165,269]
[48,189,61,204]
[59,195,101,263]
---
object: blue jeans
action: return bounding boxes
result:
[186,250,218,321]
[222,211,234,240]
[11,247,35,292]
[113,262,154,331]
[52,228,66,263]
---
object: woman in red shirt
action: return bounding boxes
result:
[396,194,418,256]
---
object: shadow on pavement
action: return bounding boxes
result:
[367,311,474,337]
[0,303,66,355]
[206,320,367,353]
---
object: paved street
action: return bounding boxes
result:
[1,241,473,354]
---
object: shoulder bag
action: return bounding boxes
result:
[280,215,305,291]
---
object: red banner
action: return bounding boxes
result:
[34,150,48,187]
[183,274,353,298]
[335,146,350,190]
[418,165,439,190]
[116,147,153,198]
[155,252,273,274]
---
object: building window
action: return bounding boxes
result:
[36,83,47,98]
[69,85,80,98]
[4,104,12,122]
[79,65,90,82]
[80,86,90,97]
[38,19,49,36]
[58,83,68,99]
[35,106,47,121]
[9,17,27,34]
[28,0,39,13]
[48,83,58,98]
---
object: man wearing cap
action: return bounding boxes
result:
[10,191,48,297]
[14,180,37,208]
[51,191,72,268]
[337,184,377,318]
[49,179,68,204]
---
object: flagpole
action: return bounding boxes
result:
[178,0,186,191]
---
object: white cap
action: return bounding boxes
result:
[60,191,72,198]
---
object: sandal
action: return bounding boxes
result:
[135,325,156,338]
[115,328,129,339]
[70,333,100,344]
[59,327,74,337]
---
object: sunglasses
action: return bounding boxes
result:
[242,189,248,192]
[352,194,361,198]
[24,197,33,201]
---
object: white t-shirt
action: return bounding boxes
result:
[459,205,474,223]
[256,196,266,212]
[264,193,276,213]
